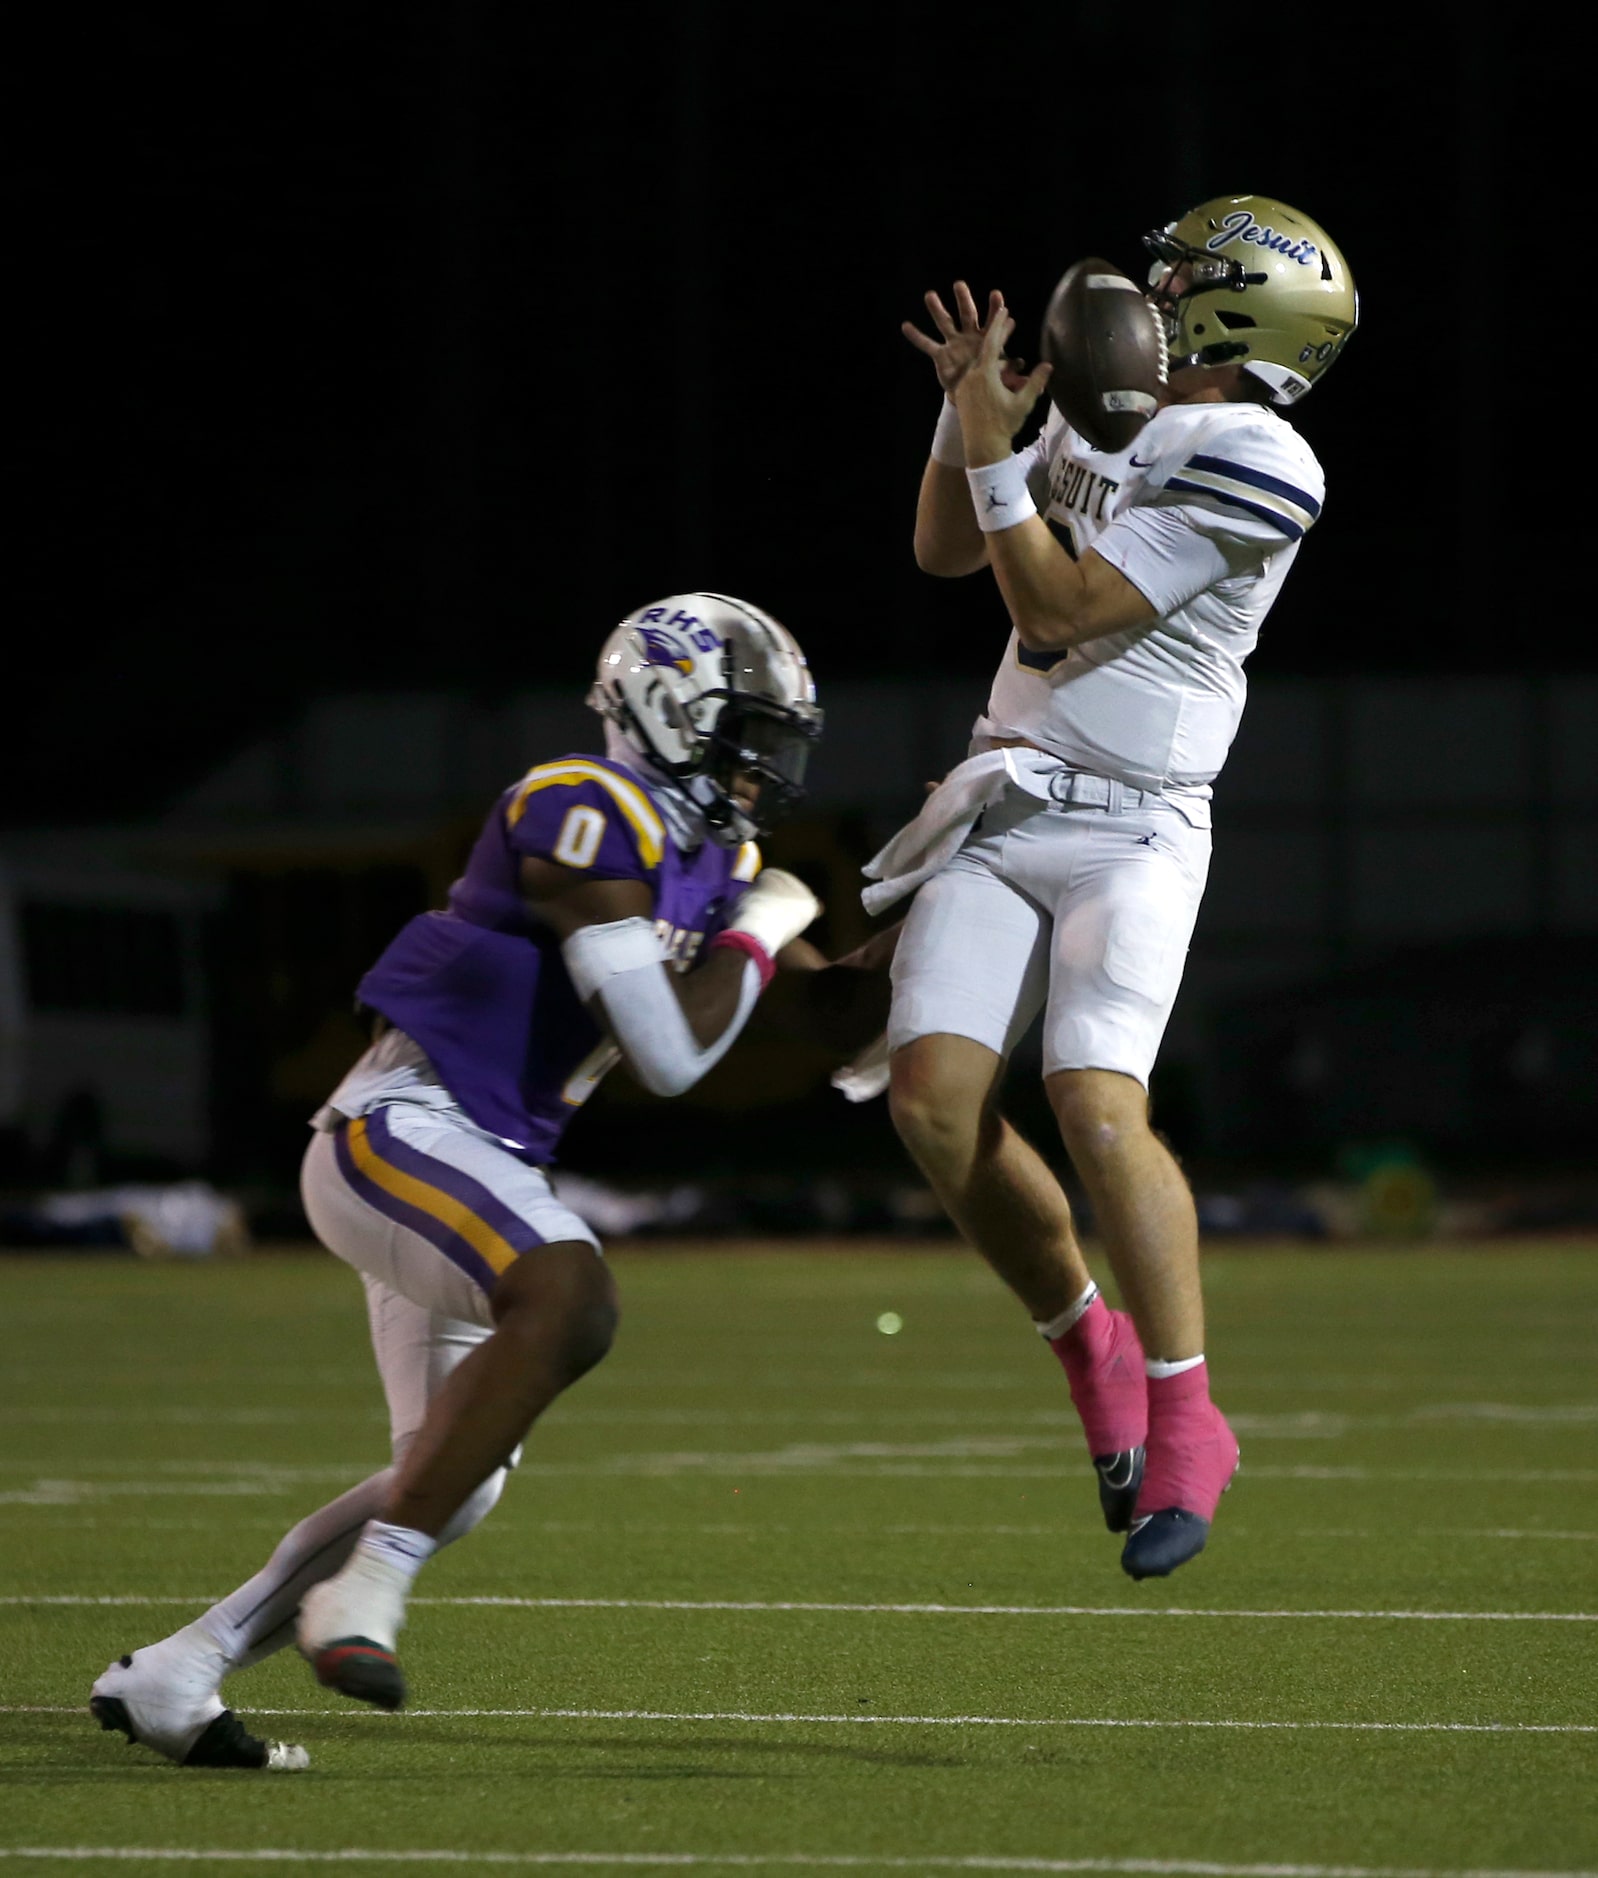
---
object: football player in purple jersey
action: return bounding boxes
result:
[90,592,891,1770]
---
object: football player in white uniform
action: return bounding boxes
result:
[884,196,1357,1579]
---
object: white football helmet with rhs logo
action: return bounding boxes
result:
[588,591,822,846]
[1143,194,1358,405]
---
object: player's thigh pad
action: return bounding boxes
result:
[301,1105,600,1327]
[361,1276,521,1542]
[362,1275,490,1451]
[888,844,1051,1060]
[1008,805,1211,1085]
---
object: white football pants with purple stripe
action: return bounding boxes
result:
[188,1103,600,1677]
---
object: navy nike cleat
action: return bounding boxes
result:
[1092,1446,1145,1533]
[1121,1507,1212,1580]
[1120,1383,1241,1581]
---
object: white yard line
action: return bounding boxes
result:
[0,1483,300,1506]
[4,1512,1594,1544]
[5,1465,1598,1495]
[2,1703,1593,1736]
[10,1516,1596,1546]
[9,1457,1598,1487]
[0,1856,1595,1877]
[1219,1468,1598,1483]
[3,1594,1595,1622]
[3,1458,1598,1484]
[20,1400,1591,1431]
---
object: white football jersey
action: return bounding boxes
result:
[976,399,1325,805]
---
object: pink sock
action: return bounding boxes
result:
[1049,1296,1148,1456]
[1136,1361,1239,1521]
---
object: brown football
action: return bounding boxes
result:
[1039,257,1168,454]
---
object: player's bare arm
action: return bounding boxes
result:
[521,857,764,1048]
[956,307,1158,651]
[756,919,903,1057]
[902,282,1006,579]
[988,524,1158,654]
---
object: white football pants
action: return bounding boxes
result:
[888,773,1211,1086]
[193,1273,514,1674]
[195,1097,603,1679]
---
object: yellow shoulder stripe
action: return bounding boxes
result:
[732,841,761,883]
[505,761,665,868]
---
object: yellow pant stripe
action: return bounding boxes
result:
[344,1117,521,1278]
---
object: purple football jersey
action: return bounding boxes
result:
[357,754,754,1162]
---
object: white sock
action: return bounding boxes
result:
[354,1519,439,1587]
[195,1464,511,1675]
[198,1468,395,1670]
[1036,1283,1098,1341]
[1145,1353,1205,1379]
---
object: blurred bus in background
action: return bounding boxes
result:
[0,862,217,1185]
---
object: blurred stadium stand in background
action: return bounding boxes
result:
[3,673,1595,1241]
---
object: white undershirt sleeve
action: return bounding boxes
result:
[560,917,763,1098]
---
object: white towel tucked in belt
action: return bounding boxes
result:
[832,748,1059,1103]
[860,747,1060,916]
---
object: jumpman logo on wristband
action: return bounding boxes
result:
[986,490,1008,511]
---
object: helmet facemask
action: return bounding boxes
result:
[1144,232,1264,373]
[686,694,821,845]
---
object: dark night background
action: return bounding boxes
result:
[3,6,1590,1230]
[7,6,1574,827]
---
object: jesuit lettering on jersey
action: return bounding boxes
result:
[1048,455,1120,525]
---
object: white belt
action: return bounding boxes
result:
[859,748,1166,916]
[1044,769,1154,813]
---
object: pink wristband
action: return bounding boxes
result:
[709,929,776,989]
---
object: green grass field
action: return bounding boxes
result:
[2,1239,1596,1877]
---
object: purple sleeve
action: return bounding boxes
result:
[504,773,661,883]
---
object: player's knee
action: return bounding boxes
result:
[887,1046,985,1167]
[888,1076,975,1169]
[1049,1071,1152,1169]
[541,1256,619,1385]
[561,1280,619,1382]
[494,1242,618,1384]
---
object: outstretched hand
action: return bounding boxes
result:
[901,281,1008,398]
[952,303,1053,467]
[903,283,1052,466]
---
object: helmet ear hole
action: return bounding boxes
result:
[654,683,694,743]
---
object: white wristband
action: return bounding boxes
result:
[930,399,965,467]
[966,455,1038,533]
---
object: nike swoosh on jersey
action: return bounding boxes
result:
[1165,452,1323,540]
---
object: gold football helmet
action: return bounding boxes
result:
[1143,194,1357,405]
